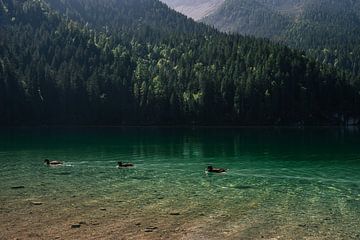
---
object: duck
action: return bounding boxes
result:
[207,166,226,173]
[44,159,63,166]
[118,161,134,168]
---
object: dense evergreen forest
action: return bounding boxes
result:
[202,0,360,79]
[0,0,359,125]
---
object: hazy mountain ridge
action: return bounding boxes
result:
[203,0,292,39]
[161,0,360,78]
[203,0,360,41]
[161,0,360,49]
[159,0,225,20]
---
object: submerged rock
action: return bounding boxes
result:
[71,224,81,229]
[145,226,158,232]
[146,226,158,230]
[169,212,180,216]
[234,185,253,190]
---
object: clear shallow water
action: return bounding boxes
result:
[0,127,360,239]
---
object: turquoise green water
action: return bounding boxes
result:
[0,127,360,239]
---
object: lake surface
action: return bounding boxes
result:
[0,127,359,239]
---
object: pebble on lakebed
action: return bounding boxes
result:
[144,226,158,232]
[169,212,180,215]
[71,224,81,229]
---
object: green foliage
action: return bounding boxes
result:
[203,0,360,79]
[0,0,359,125]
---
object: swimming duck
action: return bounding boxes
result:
[118,161,134,168]
[44,159,63,166]
[207,166,226,173]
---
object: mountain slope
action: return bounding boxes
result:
[1,0,359,125]
[203,0,360,46]
[159,0,225,20]
[201,0,360,77]
[203,0,292,39]
[44,0,214,39]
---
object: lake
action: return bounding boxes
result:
[0,127,359,239]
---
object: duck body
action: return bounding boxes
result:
[118,162,134,168]
[44,159,63,166]
[207,166,226,173]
